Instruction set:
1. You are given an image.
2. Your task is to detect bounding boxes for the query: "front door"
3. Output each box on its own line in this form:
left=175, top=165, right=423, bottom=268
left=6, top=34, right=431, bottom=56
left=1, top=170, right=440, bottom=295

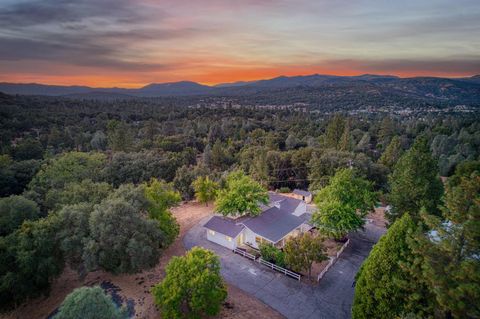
left=237, top=233, right=243, bottom=245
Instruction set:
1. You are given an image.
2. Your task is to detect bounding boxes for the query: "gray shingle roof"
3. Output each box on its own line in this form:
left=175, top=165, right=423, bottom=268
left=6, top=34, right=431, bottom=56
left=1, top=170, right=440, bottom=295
left=293, top=189, right=312, bottom=197
left=242, top=207, right=308, bottom=243
left=204, top=216, right=244, bottom=237
left=242, top=193, right=309, bottom=243
left=204, top=193, right=310, bottom=244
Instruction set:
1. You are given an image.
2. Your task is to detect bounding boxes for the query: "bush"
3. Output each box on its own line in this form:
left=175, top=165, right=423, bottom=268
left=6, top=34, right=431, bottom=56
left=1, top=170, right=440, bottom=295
left=55, top=286, right=125, bottom=319
left=278, top=187, right=291, bottom=193
left=259, top=242, right=285, bottom=268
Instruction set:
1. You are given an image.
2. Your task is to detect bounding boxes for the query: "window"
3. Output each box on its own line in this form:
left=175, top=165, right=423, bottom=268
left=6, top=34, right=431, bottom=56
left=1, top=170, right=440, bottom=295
left=255, top=236, right=262, bottom=244
left=209, top=230, right=215, bottom=236
left=226, top=236, right=232, bottom=242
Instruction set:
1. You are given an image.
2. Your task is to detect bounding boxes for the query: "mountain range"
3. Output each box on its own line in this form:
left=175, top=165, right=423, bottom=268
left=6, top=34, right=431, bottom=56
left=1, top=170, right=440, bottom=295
left=0, top=74, right=479, bottom=102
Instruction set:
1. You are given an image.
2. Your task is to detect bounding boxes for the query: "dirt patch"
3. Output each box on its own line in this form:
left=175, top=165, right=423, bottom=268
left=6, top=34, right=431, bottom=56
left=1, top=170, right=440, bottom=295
left=1, top=202, right=283, bottom=319
left=367, top=206, right=388, bottom=228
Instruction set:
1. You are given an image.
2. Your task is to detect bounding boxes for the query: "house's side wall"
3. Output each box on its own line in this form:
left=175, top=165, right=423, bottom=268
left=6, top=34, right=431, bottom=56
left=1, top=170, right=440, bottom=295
left=305, top=194, right=312, bottom=204
left=243, top=227, right=259, bottom=248
left=206, top=229, right=237, bottom=250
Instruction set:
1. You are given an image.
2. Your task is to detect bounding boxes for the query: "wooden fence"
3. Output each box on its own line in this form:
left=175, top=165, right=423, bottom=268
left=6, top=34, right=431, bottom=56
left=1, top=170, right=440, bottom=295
left=258, top=258, right=301, bottom=281
left=233, top=248, right=256, bottom=261
left=317, top=238, right=350, bottom=282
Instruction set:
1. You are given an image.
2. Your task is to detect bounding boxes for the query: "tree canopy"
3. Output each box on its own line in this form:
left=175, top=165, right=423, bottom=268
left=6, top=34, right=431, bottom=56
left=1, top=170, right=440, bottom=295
left=387, top=137, right=443, bottom=223
left=215, top=170, right=268, bottom=217
left=312, top=168, right=377, bottom=239
left=193, top=176, right=218, bottom=205
left=284, top=233, right=328, bottom=279
left=352, top=214, right=435, bottom=319
left=151, top=247, right=227, bottom=319
left=55, top=286, right=125, bottom=319
left=0, top=195, right=40, bottom=236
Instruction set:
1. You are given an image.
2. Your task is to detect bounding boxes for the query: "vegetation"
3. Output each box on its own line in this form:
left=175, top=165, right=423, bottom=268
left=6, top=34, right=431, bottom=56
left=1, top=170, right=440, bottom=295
left=387, top=137, right=444, bottom=223
left=151, top=247, right=227, bottom=319
left=193, top=176, right=218, bottom=205
left=0, top=195, right=40, bottom=236
left=0, top=91, right=478, bottom=313
left=284, top=233, right=328, bottom=279
left=352, top=214, right=434, bottom=319
left=215, top=170, right=268, bottom=217
left=144, top=179, right=181, bottom=245
left=312, top=169, right=376, bottom=239
left=259, top=242, right=286, bottom=268
left=55, top=286, right=125, bottom=319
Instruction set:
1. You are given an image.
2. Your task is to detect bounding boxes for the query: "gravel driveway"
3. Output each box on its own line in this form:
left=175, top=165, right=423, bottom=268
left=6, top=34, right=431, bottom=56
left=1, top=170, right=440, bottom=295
left=184, top=216, right=385, bottom=319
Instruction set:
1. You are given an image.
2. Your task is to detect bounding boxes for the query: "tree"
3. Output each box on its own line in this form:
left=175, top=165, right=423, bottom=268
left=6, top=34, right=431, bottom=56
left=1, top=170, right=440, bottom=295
left=107, top=120, right=133, bottom=152
left=144, top=179, right=181, bottom=246
left=378, top=136, right=403, bottom=170
left=387, top=137, right=443, bottom=223
left=55, top=286, right=125, bottom=319
left=151, top=247, right=227, bottom=319
left=325, top=115, right=345, bottom=150
left=45, top=179, right=112, bottom=211
left=12, top=137, right=44, bottom=160
left=0, top=215, right=64, bottom=310
left=215, top=170, right=268, bottom=217
left=28, top=152, right=106, bottom=207
left=0, top=195, right=40, bottom=236
left=90, top=130, right=107, bottom=151
left=193, top=176, right=218, bottom=206
left=312, top=168, right=376, bottom=239
left=352, top=214, right=435, bottom=319
left=410, top=170, right=480, bottom=318
left=83, top=197, right=164, bottom=273
left=284, top=233, right=327, bottom=279
left=339, top=119, right=352, bottom=151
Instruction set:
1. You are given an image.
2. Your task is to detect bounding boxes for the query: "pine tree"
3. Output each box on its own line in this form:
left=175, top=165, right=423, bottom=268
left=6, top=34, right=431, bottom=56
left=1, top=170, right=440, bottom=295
left=352, top=214, right=435, bottom=319
left=387, top=137, right=443, bottom=223
left=379, top=136, right=403, bottom=170
left=410, top=171, right=480, bottom=318
left=325, top=115, right=345, bottom=150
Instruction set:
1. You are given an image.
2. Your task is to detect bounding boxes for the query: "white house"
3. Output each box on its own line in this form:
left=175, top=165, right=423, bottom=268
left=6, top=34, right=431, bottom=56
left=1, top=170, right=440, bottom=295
left=204, top=192, right=313, bottom=250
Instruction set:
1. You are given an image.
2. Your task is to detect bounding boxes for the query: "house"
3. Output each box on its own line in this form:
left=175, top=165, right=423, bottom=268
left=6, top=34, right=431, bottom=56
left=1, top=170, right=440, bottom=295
left=292, top=189, right=312, bottom=203
left=204, top=192, right=313, bottom=250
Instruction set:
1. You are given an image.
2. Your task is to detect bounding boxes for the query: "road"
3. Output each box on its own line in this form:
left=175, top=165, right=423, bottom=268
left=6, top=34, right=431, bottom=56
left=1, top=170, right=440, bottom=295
left=184, top=217, right=386, bottom=319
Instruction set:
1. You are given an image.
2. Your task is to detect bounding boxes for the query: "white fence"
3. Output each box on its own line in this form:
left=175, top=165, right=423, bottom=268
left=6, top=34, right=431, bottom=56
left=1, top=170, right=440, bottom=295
left=233, top=248, right=256, bottom=261
left=258, top=258, right=301, bottom=281
left=233, top=248, right=301, bottom=281
left=317, top=239, right=350, bottom=282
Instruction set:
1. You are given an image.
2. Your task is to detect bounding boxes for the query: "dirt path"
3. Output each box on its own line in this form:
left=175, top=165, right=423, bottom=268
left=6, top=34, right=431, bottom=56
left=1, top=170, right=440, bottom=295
left=2, top=202, right=283, bottom=319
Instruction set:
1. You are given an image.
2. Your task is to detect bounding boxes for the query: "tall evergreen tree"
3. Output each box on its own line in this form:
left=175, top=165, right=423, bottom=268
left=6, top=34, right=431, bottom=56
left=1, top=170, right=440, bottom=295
left=325, top=115, right=345, bottom=150
left=387, top=137, right=443, bottom=223
left=379, top=136, right=403, bottom=170
left=352, top=214, right=435, bottom=319
left=410, top=170, right=480, bottom=318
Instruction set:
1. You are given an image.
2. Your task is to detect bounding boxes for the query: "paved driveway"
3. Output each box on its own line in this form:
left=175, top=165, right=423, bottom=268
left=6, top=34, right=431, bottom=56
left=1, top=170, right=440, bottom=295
left=184, top=217, right=385, bottom=319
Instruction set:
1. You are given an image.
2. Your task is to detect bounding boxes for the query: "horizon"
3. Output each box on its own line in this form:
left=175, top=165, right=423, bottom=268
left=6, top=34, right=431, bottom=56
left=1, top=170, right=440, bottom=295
left=1, top=72, right=479, bottom=89
left=0, top=0, right=479, bottom=87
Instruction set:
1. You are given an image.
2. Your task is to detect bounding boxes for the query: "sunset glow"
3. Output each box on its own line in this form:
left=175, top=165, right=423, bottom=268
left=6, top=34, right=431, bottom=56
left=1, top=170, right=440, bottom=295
left=0, top=0, right=479, bottom=86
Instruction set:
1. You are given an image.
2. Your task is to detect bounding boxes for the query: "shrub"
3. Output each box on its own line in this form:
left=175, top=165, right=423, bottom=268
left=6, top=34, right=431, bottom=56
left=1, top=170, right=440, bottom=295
left=259, top=242, right=285, bottom=268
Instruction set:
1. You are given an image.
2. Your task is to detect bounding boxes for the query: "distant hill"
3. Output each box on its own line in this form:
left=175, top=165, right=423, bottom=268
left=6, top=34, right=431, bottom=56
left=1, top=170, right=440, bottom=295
left=0, top=75, right=479, bottom=104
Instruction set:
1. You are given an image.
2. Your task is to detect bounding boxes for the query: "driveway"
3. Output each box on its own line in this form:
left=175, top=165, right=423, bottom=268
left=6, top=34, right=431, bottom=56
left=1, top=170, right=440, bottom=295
left=184, top=216, right=386, bottom=319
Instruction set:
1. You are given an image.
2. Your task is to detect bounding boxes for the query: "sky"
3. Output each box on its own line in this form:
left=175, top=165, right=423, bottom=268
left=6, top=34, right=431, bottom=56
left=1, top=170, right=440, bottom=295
left=0, top=0, right=479, bottom=87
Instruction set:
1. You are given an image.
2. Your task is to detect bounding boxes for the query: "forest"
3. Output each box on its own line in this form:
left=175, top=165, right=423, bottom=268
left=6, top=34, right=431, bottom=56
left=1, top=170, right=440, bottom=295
left=0, top=91, right=479, bottom=318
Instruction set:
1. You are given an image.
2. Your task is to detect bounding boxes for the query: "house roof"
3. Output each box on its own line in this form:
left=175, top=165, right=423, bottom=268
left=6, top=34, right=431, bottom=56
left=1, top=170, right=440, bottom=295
left=204, top=193, right=311, bottom=244
left=204, top=216, right=244, bottom=238
left=293, top=189, right=312, bottom=197
left=242, top=206, right=310, bottom=243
